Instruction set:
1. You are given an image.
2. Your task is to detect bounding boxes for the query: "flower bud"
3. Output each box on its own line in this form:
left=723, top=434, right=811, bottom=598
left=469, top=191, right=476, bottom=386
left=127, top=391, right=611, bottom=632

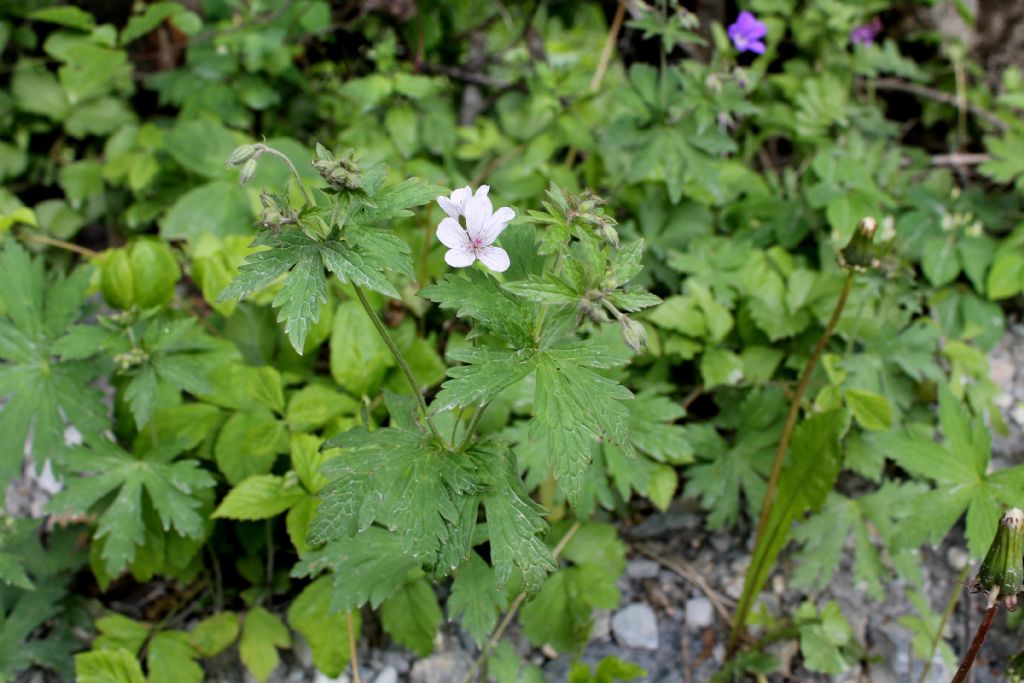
left=238, top=158, right=258, bottom=186
left=839, top=217, right=879, bottom=271
left=100, top=238, right=181, bottom=310
left=974, top=507, right=1024, bottom=609
left=226, top=144, right=256, bottom=167
left=620, top=316, right=648, bottom=353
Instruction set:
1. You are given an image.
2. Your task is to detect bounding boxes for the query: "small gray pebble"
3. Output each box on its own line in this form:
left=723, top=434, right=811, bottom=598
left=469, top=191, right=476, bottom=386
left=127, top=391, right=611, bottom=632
left=626, top=559, right=661, bottom=579
left=611, top=603, right=659, bottom=650
left=685, top=597, right=714, bottom=630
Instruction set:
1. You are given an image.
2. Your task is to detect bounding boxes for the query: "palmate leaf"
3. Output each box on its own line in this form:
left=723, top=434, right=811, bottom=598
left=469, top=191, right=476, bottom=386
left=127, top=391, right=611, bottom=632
left=220, top=228, right=412, bottom=353
left=531, top=345, right=633, bottom=503
left=46, top=439, right=216, bottom=575
left=448, top=552, right=507, bottom=646
left=432, top=346, right=535, bottom=412
left=292, top=526, right=422, bottom=612
left=0, top=242, right=108, bottom=485
left=118, top=316, right=223, bottom=429
left=876, top=386, right=1024, bottom=559
left=421, top=269, right=537, bottom=346
left=475, top=441, right=556, bottom=592
left=312, top=426, right=480, bottom=564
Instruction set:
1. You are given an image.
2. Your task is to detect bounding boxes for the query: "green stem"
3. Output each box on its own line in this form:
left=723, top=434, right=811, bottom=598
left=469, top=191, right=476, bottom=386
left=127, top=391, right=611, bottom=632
left=352, top=284, right=445, bottom=445
left=917, top=564, right=970, bottom=683
left=258, top=145, right=316, bottom=207
left=258, top=143, right=444, bottom=445
left=457, top=402, right=489, bottom=452
left=728, top=270, right=855, bottom=654
left=458, top=521, right=582, bottom=683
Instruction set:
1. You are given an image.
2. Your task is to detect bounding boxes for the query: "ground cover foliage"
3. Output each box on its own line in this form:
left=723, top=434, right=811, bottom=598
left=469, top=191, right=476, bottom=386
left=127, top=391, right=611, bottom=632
left=1, top=0, right=1024, bottom=681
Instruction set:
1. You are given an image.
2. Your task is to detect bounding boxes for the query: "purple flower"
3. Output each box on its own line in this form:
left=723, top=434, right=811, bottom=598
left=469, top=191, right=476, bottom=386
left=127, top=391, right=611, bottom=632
left=727, top=11, right=767, bottom=55
left=850, top=17, right=883, bottom=45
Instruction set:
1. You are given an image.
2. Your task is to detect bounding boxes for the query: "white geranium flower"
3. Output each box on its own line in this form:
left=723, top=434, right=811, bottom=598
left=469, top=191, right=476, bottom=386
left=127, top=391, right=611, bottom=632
left=437, top=185, right=489, bottom=220
left=436, top=192, right=514, bottom=272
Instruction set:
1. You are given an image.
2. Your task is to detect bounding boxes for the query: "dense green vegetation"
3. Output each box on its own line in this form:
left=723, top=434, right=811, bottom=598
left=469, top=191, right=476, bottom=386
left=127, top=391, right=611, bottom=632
left=1, top=1, right=1023, bottom=681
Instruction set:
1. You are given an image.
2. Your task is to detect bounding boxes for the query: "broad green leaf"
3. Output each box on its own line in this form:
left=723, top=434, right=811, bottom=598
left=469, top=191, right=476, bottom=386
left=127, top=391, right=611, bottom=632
left=292, top=527, right=421, bottom=611
left=329, top=300, right=393, bottom=396
left=0, top=243, right=106, bottom=486
left=448, top=552, right=506, bottom=646
left=380, top=578, right=442, bottom=656
left=286, top=384, right=359, bottom=432
left=48, top=439, right=216, bottom=575
left=845, top=389, right=893, bottom=431
left=433, top=347, right=535, bottom=412
left=214, top=410, right=286, bottom=485
left=520, top=564, right=619, bottom=652
left=189, top=612, right=239, bottom=657
left=287, top=576, right=360, bottom=677
left=160, top=181, right=253, bottom=242
left=148, top=631, right=203, bottom=683
left=986, top=249, right=1024, bottom=300
left=75, top=650, right=145, bottom=683
left=312, top=426, right=477, bottom=564
left=531, top=345, right=632, bottom=502
left=212, top=474, right=306, bottom=520
left=239, top=607, right=290, bottom=683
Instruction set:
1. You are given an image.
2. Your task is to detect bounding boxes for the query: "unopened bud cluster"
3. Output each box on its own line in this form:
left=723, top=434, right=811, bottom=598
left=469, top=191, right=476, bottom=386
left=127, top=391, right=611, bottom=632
left=566, top=190, right=619, bottom=248
left=312, top=143, right=361, bottom=193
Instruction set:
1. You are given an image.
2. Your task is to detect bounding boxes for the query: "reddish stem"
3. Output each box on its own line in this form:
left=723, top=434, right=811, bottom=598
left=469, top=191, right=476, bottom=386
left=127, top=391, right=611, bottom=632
left=951, top=603, right=998, bottom=683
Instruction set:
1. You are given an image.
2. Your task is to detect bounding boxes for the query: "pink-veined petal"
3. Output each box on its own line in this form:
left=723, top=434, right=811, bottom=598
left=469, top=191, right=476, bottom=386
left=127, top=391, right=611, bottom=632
left=464, top=194, right=494, bottom=242
left=445, top=246, right=476, bottom=268
left=479, top=206, right=515, bottom=245
left=437, top=218, right=469, bottom=248
left=437, top=196, right=461, bottom=219
left=450, top=186, right=472, bottom=205
left=475, top=246, right=510, bottom=272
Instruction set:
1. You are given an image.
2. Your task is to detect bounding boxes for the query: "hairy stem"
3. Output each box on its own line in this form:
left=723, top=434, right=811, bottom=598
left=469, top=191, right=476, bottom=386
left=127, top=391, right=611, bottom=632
left=917, top=563, right=970, bottom=683
left=951, top=599, right=999, bottom=683
left=352, top=284, right=445, bottom=444
left=458, top=521, right=582, bottom=683
left=728, top=271, right=855, bottom=653
left=259, top=143, right=445, bottom=445
left=258, top=145, right=316, bottom=207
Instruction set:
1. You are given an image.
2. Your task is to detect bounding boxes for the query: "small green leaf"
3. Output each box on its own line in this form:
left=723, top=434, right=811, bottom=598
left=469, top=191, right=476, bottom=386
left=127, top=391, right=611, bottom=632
left=239, top=607, right=290, bottom=683
left=380, top=577, right=442, bottom=657
left=288, top=576, right=360, bottom=677
left=190, top=612, right=239, bottom=657
left=75, top=650, right=145, bottom=683
left=212, top=474, right=306, bottom=520
left=845, top=389, right=893, bottom=431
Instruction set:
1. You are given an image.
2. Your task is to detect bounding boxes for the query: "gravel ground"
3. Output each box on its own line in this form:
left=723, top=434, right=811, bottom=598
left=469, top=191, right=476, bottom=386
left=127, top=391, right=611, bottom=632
left=8, top=322, right=1024, bottom=683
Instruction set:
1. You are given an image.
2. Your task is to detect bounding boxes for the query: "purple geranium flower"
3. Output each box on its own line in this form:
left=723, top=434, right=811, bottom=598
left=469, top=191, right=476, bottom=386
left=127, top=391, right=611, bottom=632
left=727, top=11, right=767, bottom=54
left=850, top=17, right=883, bottom=45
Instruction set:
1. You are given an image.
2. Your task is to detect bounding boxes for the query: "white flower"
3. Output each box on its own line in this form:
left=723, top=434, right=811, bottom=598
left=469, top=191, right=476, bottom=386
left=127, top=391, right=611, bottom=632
left=437, top=185, right=489, bottom=220
left=436, top=191, right=514, bottom=272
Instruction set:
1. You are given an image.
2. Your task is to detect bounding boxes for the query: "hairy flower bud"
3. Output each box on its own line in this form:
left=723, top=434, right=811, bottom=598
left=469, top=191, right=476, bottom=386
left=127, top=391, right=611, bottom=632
left=974, top=507, right=1024, bottom=609
left=238, top=158, right=258, bottom=186
left=620, top=316, right=648, bottom=353
left=226, top=144, right=256, bottom=167
left=839, top=217, right=879, bottom=271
